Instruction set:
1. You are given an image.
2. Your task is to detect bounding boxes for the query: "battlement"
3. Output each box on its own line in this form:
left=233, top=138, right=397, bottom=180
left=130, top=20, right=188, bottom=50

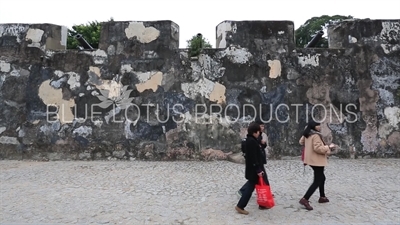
left=327, top=19, right=400, bottom=54
left=0, top=23, right=67, bottom=51
left=98, top=20, right=179, bottom=54
left=215, top=20, right=296, bottom=57
left=1, top=19, right=399, bottom=55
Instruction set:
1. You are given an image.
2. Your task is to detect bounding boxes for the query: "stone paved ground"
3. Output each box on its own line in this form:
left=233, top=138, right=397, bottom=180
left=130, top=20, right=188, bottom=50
left=0, top=159, right=399, bottom=225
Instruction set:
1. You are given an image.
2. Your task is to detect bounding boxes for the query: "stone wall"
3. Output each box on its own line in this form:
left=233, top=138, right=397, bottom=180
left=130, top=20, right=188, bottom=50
left=0, top=19, right=399, bottom=161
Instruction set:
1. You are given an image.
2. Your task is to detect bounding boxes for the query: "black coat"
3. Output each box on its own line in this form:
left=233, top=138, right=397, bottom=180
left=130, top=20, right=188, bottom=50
left=244, top=134, right=265, bottom=183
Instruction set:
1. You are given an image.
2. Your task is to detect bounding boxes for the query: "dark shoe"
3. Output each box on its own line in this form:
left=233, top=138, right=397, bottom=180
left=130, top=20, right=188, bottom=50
left=235, top=206, right=249, bottom=215
left=318, top=197, right=329, bottom=203
left=259, top=206, right=268, bottom=210
left=299, top=198, right=313, bottom=210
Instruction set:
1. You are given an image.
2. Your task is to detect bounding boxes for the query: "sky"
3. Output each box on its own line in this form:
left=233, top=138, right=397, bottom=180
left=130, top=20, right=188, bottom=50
left=1, top=0, right=399, bottom=48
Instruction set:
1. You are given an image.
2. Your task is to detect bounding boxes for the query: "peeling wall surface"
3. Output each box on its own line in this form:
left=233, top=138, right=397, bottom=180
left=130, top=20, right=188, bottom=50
left=0, top=19, right=399, bottom=161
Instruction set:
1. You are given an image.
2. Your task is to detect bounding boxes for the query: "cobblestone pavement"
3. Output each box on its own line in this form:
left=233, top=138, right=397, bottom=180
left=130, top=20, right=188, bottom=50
left=1, top=159, right=399, bottom=225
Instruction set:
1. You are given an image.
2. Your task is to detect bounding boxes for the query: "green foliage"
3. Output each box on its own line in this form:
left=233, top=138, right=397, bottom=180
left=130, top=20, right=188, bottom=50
left=67, top=18, right=114, bottom=49
left=187, top=34, right=212, bottom=57
left=295, top=15, right=354, bottom=48
left=67, top=21, right=101, bottom=49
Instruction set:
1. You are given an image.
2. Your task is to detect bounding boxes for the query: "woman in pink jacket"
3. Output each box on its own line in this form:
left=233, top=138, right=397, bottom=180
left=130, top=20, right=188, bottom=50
left=298, top=120, right=337, bottom=210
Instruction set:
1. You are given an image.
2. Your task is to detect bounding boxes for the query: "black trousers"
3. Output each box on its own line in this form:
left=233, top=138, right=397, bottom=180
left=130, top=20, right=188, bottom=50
left=237, top=179, right=256, bottom=209
left=237, top=173, right=269, bottom=209
left=239, top=172, right=269, bottom=194
left=303, top=166, right=326, bottom=200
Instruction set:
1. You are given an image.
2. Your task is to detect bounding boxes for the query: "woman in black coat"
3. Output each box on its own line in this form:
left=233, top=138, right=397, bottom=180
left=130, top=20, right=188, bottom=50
left=235, top=122, right=265, bottom=215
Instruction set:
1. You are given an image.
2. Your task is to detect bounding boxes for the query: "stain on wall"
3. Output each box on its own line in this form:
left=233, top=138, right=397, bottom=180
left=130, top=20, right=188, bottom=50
left=181, top=78, right=224, bottom=102
left=358, top=79, right=380, bottom=153
left=0, top=61, right=11, bottom=73
left=384, top=107, right=400, bottom=128
left=216, top=21, right=237, bottom=49
left=135, top=71, right=163, bottom=93
left=26, top=28, right=44, bottom=48
left=125, top=22, right=160, bottom=43
left=298, top=53, right=320, bottom=67
left=380, top=21, right=400, bottom=54
left=87, top=66, right=123, bottom=99
left=267, top=60, right=282, bottom=78
left=38, top=80, right=75, bottom=124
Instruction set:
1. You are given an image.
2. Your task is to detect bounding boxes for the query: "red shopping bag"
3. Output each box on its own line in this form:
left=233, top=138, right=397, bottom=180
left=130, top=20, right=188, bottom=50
left=301, top=146, right=307, bottom=165
left=255, top=175, right=275, bottom=208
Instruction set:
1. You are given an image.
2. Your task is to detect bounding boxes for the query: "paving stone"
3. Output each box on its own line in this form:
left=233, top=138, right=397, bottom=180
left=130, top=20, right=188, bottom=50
left=0, top=159, right=399, bottom=224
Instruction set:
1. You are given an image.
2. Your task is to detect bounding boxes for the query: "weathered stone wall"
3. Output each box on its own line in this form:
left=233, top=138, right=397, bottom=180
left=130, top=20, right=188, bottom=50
left=0, top=19, right=399, bottom=161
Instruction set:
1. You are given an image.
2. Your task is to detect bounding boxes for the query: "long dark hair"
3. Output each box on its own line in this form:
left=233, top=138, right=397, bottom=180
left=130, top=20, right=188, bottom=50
left=302, top=120, right=321, bottom=138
